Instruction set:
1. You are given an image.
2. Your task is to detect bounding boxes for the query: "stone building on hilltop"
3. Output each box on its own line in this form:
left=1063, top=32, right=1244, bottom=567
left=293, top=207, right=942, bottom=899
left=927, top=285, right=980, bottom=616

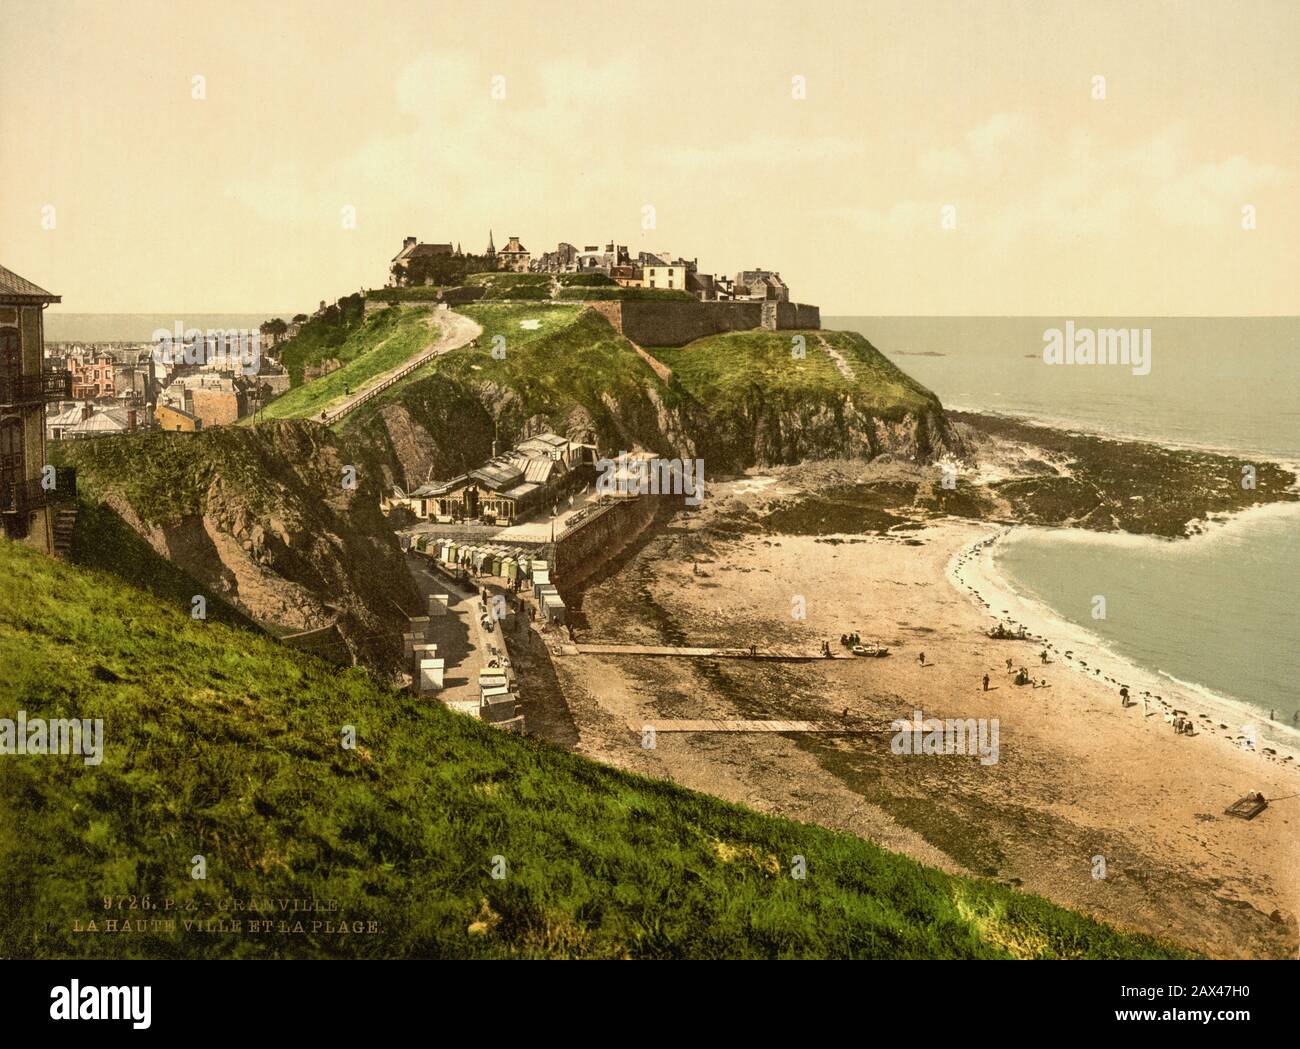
left=497, top=236, right=530, bottom=273
left=735, top=269, right=789, bottom=302
left=390, top=236, right=455, bottom=286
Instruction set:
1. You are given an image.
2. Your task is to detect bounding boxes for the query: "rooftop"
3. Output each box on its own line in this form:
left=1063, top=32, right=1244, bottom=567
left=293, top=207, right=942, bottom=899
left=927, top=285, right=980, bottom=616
left=0, top=263, right=60, bottom=304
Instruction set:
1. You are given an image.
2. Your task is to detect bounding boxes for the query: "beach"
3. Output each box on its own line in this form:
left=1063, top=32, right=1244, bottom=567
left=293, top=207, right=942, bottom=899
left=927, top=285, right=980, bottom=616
left=527, top=460, right=1300, bottom=958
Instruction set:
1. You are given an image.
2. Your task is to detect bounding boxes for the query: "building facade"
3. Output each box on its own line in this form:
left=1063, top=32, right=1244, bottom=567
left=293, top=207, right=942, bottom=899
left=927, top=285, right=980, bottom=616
left=497, top=236, right=530, bottom=273
left=0, top=264, right=75, bottom=553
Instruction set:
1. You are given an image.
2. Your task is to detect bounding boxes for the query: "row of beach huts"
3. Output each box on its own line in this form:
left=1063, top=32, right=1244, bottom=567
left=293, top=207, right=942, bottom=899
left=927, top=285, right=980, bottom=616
left=402, top=590, right=525, bottom=732
left=408, top=534, right=567, bottom=624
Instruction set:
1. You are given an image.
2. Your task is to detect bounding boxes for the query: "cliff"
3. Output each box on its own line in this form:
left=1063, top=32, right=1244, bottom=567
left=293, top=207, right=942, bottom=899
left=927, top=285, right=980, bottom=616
left=56, top=421, right=418, bottom=674
left=340, top=305, right=958, bottom=487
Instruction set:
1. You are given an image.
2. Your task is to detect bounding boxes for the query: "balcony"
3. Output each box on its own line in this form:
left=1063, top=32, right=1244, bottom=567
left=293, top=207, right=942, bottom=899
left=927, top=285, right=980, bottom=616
left=0, top=468, right=76, bottom=515
left=0, top=370, right=73, bottom=407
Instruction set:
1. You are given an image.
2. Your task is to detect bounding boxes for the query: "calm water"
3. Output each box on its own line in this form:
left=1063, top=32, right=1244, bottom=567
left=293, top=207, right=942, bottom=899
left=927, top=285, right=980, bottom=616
left=45, top=313, right=295, bottom=343
left=831, top=317, right=1300, bottom=721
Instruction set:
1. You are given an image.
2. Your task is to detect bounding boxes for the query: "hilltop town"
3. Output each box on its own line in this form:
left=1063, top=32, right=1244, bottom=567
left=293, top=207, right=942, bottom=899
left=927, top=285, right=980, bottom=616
left=389, top=230, right=797, bottom=304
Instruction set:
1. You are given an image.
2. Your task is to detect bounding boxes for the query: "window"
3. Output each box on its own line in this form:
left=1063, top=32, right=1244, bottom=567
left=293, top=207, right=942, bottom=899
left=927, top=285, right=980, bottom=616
left=0, top=327, right=19, bottom=378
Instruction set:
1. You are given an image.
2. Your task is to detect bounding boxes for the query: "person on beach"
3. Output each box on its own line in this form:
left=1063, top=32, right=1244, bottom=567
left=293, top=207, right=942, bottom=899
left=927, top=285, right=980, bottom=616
left=918, top=651, right=925, bottom=666
left=750, top=644, right=757, bottom=658
left=982, top=674, right=990, bottom=692
left=1006, top=658, right=1013, bottom=672
left=1040, top=650, right=1048, bottom=665
left=1120, top=686, right=1129, bottom=707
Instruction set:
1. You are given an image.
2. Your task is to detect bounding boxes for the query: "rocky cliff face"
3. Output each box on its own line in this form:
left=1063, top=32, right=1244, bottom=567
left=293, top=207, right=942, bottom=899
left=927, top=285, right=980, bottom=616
left=344, top=355, right=958, bottom=486
left=63, top=422, right=418, bottom=675
left=339, top=310, right=960, bottom=486
left=684, top=397, right=958, bottom=471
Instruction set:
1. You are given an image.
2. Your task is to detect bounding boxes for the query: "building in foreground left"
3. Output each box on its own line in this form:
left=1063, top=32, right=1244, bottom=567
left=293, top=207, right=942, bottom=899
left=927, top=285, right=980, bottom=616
left=0, top=264, right=75, bottom=554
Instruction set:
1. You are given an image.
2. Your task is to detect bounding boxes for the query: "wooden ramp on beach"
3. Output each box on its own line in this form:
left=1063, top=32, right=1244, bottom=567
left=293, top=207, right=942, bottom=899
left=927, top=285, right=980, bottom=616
left=638, top=719, right=885, bottom=734
left=570, top=643, right=848, bottom=661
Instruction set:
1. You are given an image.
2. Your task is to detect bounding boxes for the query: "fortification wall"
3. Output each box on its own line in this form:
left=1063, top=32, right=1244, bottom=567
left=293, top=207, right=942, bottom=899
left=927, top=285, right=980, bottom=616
left=552, top=496, right=661, bottom=600
left=591, top=299, right=821, bottom=347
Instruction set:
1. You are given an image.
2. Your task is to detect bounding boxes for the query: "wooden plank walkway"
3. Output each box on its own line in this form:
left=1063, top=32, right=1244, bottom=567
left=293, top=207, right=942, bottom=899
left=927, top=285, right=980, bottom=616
left=571, top=643, right=847, bottom=661
left=320, top=310, right=482, bottom=425
left=638, top=719, right=885, bottom=733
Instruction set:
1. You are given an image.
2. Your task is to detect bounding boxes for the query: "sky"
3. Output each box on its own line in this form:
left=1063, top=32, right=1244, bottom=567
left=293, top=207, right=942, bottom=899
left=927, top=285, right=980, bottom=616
left=2, top=0, right=1297, bottom=316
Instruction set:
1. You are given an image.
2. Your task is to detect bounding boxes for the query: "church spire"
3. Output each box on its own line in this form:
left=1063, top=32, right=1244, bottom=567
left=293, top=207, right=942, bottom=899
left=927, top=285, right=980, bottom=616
left=485, top=229, right=496, bottom=256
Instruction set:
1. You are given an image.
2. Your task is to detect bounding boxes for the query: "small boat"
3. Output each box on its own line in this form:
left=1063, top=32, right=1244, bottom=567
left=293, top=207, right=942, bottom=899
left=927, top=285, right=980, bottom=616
left=852, top=643, right=889, bottom=658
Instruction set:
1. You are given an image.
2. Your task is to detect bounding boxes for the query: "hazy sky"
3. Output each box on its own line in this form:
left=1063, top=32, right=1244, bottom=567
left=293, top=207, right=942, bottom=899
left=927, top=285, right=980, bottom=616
left=2, top=0, right=1296, bottom=315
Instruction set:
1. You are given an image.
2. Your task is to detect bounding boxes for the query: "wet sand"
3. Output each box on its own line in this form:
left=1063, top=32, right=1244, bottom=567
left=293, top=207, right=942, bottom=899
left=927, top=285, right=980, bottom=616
left=532, top=467, right=1300, bottom=958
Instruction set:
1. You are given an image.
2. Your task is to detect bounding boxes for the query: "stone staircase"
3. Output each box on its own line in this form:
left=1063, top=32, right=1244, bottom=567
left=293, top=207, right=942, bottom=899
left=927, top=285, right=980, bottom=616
left=52, top=506, right=77, bottom=559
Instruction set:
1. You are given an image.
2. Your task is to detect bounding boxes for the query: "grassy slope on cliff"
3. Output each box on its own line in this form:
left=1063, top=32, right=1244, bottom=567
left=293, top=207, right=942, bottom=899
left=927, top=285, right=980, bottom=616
left=0, top=540, right=1189, bottom=960
left=275, top=293, right=367, bottom=385
left=341, top=305, right=686, bottom=473
left=261, top=307, right=439, bottom=421
left=52, top=422, right=417, bottom=668
left=656, top=329, right=941, bottom=420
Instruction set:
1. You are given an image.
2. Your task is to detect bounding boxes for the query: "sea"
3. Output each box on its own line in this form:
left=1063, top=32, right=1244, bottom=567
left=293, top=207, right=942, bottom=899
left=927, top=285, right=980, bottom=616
left=829, top=317, right=1300, bottom=732
left=44, top=313, right=294, bottom=344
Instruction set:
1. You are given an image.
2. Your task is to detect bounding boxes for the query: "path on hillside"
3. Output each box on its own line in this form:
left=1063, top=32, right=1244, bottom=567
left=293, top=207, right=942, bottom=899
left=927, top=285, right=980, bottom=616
left=320, top=309, right=483, bottom=425
left=815, top=333, right=856, bottom=381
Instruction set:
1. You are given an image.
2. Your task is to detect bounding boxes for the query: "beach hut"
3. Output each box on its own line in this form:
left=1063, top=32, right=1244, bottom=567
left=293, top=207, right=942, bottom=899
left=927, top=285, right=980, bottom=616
left=480, top=691, right=518, bottom=723
left=418, top=657, right=445, bottom=693
left=491, top=555, right=503, bottom=577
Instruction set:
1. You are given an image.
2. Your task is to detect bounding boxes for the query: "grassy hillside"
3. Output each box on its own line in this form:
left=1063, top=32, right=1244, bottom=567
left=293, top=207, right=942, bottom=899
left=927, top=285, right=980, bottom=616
left=341, top=304, right=687, bottom=463
left=275, top=293, right=367, bottom=385
left=51, top=422, right=417, bottom=671
left=0, top=539, right=1189, bottom=959
left=261, top=307, right=438, bottom=421
left=655, top=329, right=941, bottom=421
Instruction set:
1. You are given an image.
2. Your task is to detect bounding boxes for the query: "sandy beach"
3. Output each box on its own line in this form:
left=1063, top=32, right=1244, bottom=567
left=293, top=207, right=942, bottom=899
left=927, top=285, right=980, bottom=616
left=525, top=464, right=1300, bottom=958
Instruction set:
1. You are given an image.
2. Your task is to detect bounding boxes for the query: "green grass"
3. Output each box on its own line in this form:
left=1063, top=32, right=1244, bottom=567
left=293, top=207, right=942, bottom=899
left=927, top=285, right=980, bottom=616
left=64, top=498, right=261, bottom=631
left=556, top=273, right=617, bottom=287
left=656, top=329, right=941, bottom=420
left=554, top=286, right=696, bottom=301
left=0, top=538, right=1191, bottom=959
left=275, top=294, right=367, bottom=386
left=364, top=286, right=447, bottom=303
left=258, top=309, right=439, bottom=421
left=343, top=304, right=683, bottom=454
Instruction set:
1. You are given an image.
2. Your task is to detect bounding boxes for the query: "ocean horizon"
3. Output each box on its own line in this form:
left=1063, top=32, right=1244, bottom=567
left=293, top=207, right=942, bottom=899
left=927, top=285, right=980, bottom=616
left=44, top=312, right=302, bottom=343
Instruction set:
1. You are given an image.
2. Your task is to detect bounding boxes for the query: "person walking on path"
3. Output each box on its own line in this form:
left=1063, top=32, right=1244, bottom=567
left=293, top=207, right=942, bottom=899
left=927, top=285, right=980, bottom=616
left=982, top=674, right=990, bottom=692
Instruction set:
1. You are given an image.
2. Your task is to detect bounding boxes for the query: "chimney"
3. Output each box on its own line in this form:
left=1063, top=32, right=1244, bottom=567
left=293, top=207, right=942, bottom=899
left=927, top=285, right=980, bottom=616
left=404, top=236, right=417, bottom=250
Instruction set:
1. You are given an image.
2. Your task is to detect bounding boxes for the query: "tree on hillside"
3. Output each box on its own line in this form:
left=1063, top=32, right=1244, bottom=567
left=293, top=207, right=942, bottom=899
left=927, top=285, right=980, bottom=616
left=259, top=318, right=289, bottom=343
